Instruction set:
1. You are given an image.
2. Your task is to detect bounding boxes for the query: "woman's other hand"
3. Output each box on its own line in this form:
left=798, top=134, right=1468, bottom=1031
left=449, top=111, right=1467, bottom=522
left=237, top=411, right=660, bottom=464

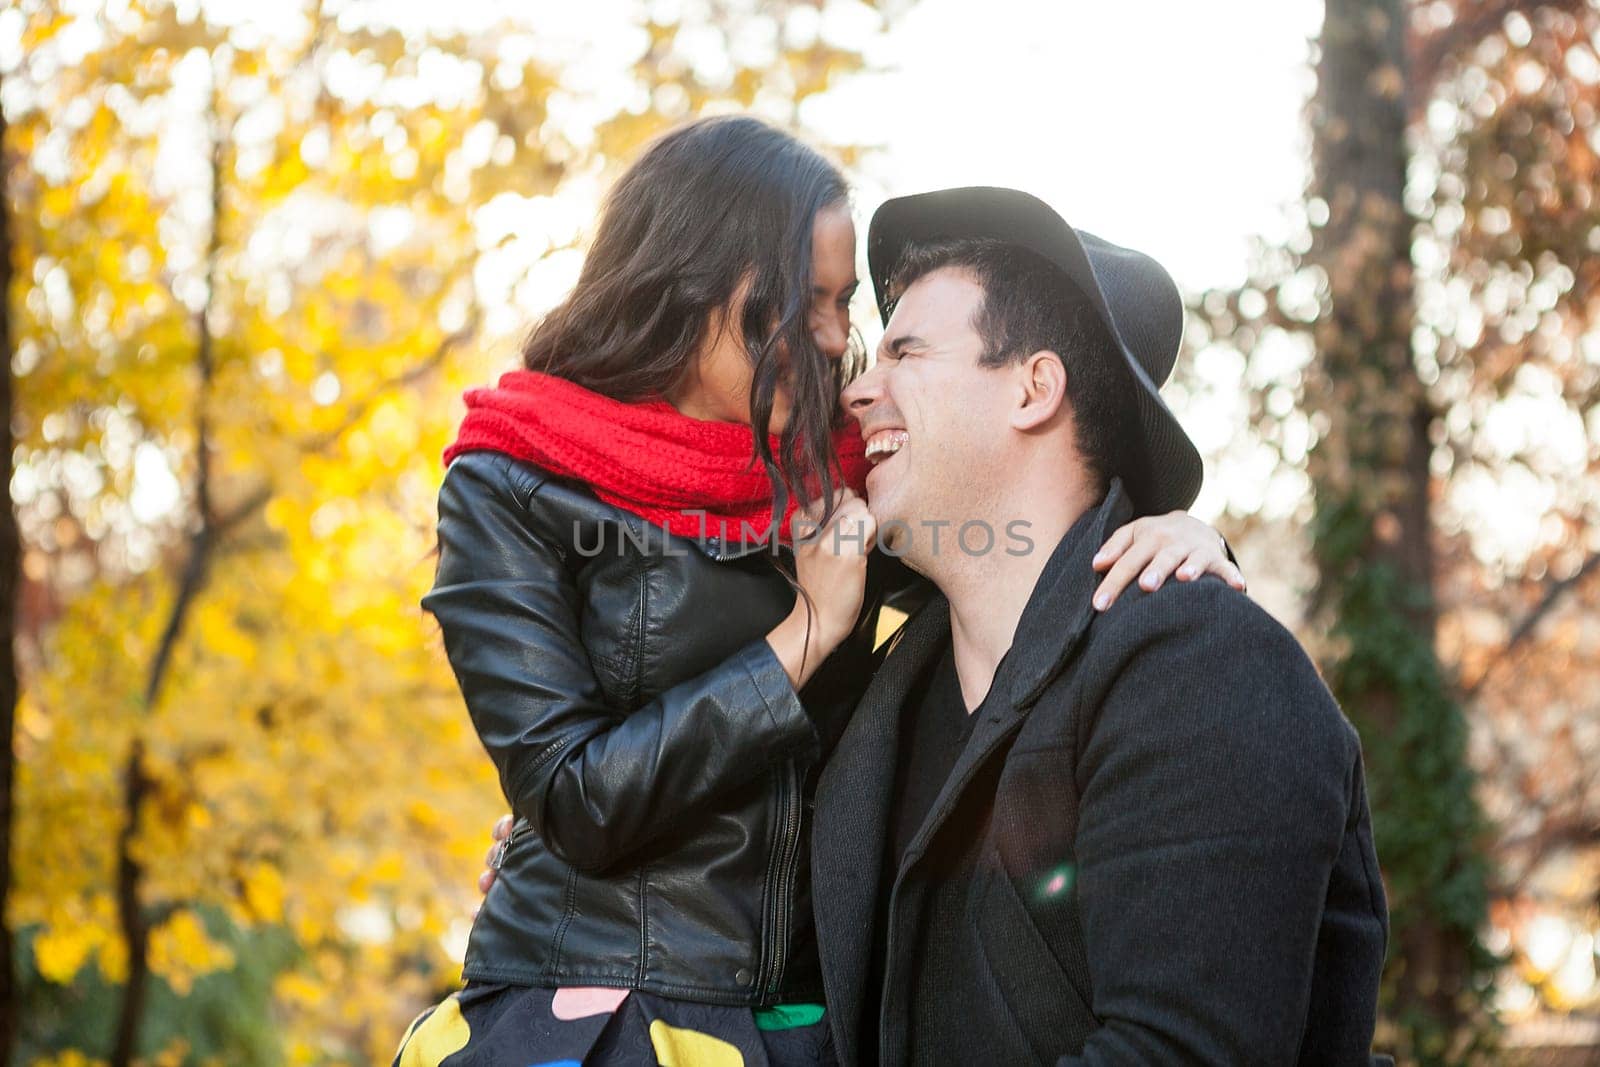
left=1089, top=511, right=1245, bottom=611
left=767, top=489, right=876, bottom=689
left=477, top=813, right=514, bottom=898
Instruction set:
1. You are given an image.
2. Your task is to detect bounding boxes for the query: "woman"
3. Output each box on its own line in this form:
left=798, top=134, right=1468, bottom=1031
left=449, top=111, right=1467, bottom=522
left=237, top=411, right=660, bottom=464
left=397, top=115, right=1241, bottom=1066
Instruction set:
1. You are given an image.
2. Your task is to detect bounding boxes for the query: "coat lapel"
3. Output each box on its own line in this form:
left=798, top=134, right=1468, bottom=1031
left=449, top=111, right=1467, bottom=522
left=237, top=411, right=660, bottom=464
left=896, top=484, right=1132, bottom=877
left=811, top=596, right=950, bottom=1061
left=814, top=482, right=1135, bottom=1059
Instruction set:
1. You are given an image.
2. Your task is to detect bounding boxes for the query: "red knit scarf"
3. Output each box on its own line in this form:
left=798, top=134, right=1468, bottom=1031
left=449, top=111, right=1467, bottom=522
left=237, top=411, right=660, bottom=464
left=444, top=370, right=870, bottom=544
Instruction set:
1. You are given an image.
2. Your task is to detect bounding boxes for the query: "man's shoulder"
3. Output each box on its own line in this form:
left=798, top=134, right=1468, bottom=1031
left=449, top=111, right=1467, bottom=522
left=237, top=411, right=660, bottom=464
left=1097, top=569, right=1278, bottom=632
left=1091, top=574, right=1313, bottom=676
left=1075, top=576, right=1358, bottom=760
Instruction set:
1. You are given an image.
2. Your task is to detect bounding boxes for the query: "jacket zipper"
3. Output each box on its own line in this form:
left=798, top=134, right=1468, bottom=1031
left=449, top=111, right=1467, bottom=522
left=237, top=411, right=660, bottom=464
left=489, top=821, right=534, bottom=871
left=761, top=759, right=803, bottom=996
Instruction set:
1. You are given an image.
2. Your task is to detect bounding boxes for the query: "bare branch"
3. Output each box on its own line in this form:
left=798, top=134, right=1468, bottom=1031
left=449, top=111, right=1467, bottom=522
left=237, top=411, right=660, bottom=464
left=116, top=61, right=227, bottom=1067
left=140, top=104, right=228, bottom=713
left=302, top=312, right=480, bottom=454
left=1464, top=550, right=1600, bottom=699
left=213, top=483, right=276, bottom=538
left=1494, top=813, right=1600, bottom=897
left=205, top=314, right=480, bottom=540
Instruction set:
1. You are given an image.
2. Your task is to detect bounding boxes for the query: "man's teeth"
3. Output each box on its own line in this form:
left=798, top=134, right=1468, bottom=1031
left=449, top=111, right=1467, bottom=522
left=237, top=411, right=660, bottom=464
left=864, top=430, right=909, bottom=461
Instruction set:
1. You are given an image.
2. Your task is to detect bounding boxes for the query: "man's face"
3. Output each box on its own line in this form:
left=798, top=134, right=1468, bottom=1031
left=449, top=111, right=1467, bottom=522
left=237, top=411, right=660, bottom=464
left=840, top=267, right=1017, bottom=554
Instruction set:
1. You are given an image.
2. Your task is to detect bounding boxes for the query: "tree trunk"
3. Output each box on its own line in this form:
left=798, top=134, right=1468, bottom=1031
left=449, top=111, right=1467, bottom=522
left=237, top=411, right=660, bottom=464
left=0, top=75, right=22, bottom=1067
left=111, top=76, right=225, bottom=1067
left=1306, top=0, right=1495, bottom=1062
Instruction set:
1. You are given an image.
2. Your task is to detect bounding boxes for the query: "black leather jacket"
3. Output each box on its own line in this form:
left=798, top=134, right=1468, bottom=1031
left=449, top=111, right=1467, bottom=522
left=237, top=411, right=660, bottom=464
left=423, top=451, right=921, bottom=1006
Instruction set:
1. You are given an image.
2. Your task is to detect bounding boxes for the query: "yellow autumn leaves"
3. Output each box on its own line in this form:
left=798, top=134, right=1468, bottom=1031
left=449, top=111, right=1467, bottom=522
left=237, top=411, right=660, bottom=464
left=8, top=0, right=886, bottom=1061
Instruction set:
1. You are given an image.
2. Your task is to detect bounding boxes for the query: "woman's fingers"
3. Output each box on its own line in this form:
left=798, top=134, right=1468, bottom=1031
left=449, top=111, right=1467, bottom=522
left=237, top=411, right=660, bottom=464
left=478, top=813, right=514, bottom=896
left=1218, top=559, right=1247, bottom=590
left=1094, top=511, right=1247, bottom=610
left=789, top=506, right=817, bottom=545
left=833, top=497, right=876, bottom=556
left=1091, top=522, right=1136, bottom=573
left=1138, top=545, right=1189, bottom=591
left=794, top=495, right=875, bottom=554
left=1093, top=553, right=1144, bottom=610
left=1172, top=543, right=1245, bottom=591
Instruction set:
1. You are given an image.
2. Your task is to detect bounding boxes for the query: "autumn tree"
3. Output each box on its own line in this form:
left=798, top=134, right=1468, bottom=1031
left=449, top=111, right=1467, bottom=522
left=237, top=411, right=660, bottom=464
left=1299, top=2, right=1499, bottom=1059
left=1185, top=0, right=1600, bottom=1060
left=1, top=65, right=20, bottom=1067
left=3, top=0, right=894, bottom=1061
left=1421, top=0, right=1600, bottom=1034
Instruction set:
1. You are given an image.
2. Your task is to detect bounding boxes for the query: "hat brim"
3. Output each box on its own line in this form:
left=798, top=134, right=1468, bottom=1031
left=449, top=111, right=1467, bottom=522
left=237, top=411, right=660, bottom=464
left=866, top=186, right=1203, bottom=516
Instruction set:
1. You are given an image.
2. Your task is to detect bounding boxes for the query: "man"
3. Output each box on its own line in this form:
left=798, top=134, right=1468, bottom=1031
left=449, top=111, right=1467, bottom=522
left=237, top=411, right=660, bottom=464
left=810, top=187, right=1388, bottom=1065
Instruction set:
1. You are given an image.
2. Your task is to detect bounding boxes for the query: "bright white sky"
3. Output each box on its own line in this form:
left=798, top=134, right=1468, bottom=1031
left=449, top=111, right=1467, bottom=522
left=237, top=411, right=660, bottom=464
left=283, top=0, right=1326, bottom=295
left=93, top=0, right=1331, bottom=540
left=816, top=0, right=1327, bottom=531
left=813, top=0, right=1323, bottom=295
left=366, top=0, right=1330, bottom=525
left=154, top=0, right=1328, bottom=318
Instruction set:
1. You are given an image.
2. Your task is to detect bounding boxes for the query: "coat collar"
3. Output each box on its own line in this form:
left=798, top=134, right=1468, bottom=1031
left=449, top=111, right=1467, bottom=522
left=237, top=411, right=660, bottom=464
left=811, top=481, right=1134, bottom=1057
left=811, top=596, right=950, bottom=1061
left=1007, top=479, right=1134, bottom=710
left=892, top=482, right=1132, bottom=872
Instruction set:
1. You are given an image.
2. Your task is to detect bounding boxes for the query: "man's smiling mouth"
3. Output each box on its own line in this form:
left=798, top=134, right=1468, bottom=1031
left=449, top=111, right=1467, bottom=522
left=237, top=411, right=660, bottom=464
left=864, top=429, right=909, bottom=464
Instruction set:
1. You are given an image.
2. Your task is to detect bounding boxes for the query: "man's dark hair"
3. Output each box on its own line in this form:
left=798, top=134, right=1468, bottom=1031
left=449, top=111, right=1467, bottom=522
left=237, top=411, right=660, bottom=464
left=888, top=238, right=1140, bottom=496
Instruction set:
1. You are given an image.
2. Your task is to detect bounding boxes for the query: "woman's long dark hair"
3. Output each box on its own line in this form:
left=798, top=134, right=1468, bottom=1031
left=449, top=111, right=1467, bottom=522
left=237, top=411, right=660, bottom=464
left=522, top=115, right=859, bottom=527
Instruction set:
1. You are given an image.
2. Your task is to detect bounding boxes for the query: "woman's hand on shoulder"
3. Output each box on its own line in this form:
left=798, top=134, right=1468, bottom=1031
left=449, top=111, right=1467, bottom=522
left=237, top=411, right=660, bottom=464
left=1090, top=511, right=1245, bottom=611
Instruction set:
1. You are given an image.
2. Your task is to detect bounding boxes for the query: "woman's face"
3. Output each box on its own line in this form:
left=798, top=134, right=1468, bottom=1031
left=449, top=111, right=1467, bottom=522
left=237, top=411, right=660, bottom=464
left=669, top=202, right=858, bottom=433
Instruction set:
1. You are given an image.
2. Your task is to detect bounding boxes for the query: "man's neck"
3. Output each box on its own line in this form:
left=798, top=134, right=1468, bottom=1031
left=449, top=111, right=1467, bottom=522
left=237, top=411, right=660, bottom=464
left=929, top=478, right=1098, bottom=713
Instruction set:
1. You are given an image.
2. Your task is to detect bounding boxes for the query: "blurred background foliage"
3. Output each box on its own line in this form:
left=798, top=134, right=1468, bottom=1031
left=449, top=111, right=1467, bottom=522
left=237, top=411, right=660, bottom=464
left=0, top=0, right=894, bottom=1061
left=1181, top=0, right=1600, bottom=1061
left=0, top=0, right=1597, bottom=1064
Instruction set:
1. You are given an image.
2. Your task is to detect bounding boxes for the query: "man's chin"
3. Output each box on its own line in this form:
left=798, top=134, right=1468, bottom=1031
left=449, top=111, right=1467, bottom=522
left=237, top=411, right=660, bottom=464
left=865, top=495, right=910, bottom=547
left=866, top=460, right=908, bottom=510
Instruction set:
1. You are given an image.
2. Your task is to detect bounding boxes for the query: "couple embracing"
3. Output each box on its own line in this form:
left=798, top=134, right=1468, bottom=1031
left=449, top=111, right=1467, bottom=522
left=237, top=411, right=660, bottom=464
left=397, top=116, right=1388, bottom=1067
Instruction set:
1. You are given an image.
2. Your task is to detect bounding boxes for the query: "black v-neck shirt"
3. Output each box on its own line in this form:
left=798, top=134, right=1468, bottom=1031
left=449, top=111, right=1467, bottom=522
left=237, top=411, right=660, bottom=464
left=888, top=645, right=978, bottom=860
left=860, top=643, right=983, bottom=1056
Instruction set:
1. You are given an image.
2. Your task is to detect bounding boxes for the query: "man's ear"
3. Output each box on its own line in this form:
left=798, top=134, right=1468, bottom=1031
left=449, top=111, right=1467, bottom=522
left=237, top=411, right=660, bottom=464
left=1012, top=350, right=1067, bottom=431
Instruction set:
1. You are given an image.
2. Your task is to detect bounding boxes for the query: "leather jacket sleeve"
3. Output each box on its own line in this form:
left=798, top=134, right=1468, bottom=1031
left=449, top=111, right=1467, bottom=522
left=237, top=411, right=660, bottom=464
left=423, top=453, right=820, bottom=874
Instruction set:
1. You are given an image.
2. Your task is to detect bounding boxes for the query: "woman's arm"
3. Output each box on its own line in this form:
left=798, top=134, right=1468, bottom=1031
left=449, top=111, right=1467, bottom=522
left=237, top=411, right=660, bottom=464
left=427, top=453, right=824, bottom=874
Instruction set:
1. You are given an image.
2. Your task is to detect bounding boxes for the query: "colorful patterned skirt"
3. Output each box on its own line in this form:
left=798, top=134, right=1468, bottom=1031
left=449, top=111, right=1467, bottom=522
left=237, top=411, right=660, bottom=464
left=393, top=982, right=835, bottom=1067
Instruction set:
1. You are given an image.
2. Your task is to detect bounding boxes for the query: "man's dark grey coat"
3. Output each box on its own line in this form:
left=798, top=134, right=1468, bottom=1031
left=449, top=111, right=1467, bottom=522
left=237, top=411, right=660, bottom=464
left=812, top=484, right=1389, bottom=1065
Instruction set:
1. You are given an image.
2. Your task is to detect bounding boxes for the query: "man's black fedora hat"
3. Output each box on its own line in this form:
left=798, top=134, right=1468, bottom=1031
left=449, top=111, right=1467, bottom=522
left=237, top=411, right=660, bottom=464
left=866, top=186, right=1203, bottom=517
